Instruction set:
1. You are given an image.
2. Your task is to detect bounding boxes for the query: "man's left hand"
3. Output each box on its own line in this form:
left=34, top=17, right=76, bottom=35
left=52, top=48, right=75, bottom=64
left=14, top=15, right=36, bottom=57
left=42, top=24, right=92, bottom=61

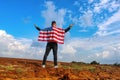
left=69, top=24, right=74, bottom=28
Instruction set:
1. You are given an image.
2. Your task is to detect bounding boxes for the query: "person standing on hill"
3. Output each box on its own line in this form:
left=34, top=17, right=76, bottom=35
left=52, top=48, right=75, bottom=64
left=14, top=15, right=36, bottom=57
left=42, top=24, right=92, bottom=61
left=34, top=21, right=73, bottom=68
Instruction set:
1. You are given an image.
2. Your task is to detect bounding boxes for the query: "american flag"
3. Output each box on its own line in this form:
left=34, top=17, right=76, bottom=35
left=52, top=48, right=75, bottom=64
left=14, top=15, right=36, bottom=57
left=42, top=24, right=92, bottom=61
left=38, top=27, right=65, bottom=44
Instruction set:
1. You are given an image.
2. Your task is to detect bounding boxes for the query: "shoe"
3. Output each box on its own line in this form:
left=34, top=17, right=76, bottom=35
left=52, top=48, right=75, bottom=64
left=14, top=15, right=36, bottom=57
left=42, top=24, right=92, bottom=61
left=54, top=65, right=58, bottom=68
left=42, top=65, right=45, bottom=68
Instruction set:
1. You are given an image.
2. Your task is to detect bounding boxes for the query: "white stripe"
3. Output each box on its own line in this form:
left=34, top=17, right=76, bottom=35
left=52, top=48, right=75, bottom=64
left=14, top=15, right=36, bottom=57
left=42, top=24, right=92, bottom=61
left=40, top=31, right=53, bottom=33
left=38, top=38, right=53, bottom=40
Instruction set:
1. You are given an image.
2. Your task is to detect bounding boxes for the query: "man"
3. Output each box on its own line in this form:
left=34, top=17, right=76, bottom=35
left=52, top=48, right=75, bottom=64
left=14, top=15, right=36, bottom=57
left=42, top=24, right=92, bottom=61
left=34, top=21, right=73, bottom=68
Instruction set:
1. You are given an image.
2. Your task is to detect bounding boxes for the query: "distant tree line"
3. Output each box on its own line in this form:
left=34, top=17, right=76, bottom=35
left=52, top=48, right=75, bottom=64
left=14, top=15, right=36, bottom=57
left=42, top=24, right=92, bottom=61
left=71, top=60, right=100, bottom=65
left=71, top=60, right=120, bottom=66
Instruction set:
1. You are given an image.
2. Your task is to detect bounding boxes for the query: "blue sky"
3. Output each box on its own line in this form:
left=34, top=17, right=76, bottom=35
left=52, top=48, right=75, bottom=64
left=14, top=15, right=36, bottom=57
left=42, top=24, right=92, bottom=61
left=0, top=0, right=120, bottom=64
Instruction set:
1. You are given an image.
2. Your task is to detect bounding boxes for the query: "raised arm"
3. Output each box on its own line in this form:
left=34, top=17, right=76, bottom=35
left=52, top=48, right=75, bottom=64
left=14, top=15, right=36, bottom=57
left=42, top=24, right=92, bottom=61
left=34, top=24, right=41, bottom=31
left=64, top=24, right=73, bottom=33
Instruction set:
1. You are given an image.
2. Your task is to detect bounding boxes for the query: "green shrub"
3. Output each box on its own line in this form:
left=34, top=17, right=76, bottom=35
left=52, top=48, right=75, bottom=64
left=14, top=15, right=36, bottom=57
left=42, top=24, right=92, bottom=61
left=16, top=68, right=23, bottom=73
left=5, top=65, right=14, bottom=71
left=90, top=61, right=99, bottom=65
left=113, top=62, right=120, bottom=66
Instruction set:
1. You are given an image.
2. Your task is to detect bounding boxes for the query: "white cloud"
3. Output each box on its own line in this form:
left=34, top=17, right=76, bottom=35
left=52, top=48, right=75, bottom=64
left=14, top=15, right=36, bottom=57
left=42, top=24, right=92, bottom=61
left=73, top=1, right=80, bottom=6
left=96, top=51, right=110, bottom=58
left=95, top=10, right=120, bottom=36
left=69, top=10, right=93, bottom=29
left=0, top=30, right=22, bottom=55
left=60, top=44, right=76, bottom=54
left=108, top=1, right=120, bottom=12
left=94, top=6, right=101, bottom=13
left=88, top=0, right=94, bottom=3
left=93, top=0, right=120, bottom=13
left=100, top=0, right=109, bottom=5
left=94, top=0, right=109, bottom=13
left=42, top=1, right=66, bottom=27
left=0, top=30, right=44, bottom=59
left=79, top=11, right=93, bottom=27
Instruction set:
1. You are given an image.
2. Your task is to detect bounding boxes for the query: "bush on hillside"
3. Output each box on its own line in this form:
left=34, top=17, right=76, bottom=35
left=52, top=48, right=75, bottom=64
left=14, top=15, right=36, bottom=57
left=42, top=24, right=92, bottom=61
left=113, top=62, right=120, bottom=66
left=90, top=61, right=100, bottom=65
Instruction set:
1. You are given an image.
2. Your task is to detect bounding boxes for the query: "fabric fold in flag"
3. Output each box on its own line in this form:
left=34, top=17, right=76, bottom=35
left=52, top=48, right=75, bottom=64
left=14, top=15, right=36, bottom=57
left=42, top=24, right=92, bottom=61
left=38, top=27, right=65, bottom=44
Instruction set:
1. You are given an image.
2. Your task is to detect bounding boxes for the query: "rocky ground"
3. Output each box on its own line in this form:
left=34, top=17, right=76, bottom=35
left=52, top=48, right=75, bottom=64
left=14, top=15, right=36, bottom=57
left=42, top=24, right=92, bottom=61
left=0, top=57, right=120, bottom=80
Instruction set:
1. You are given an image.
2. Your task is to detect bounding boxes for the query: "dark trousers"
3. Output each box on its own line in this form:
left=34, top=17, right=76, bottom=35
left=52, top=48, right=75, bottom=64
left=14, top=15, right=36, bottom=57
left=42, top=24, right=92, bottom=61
left=42, top=42, right=58, bottom=66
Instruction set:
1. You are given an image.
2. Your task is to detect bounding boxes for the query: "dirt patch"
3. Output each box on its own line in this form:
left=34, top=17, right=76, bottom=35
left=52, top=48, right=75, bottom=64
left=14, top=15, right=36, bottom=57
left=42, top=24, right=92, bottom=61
left=0, top=57, right=120, bottom=80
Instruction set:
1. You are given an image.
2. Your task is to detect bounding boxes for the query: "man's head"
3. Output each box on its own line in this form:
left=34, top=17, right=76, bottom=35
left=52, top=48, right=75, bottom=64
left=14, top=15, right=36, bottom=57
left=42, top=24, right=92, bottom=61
left=51, top=21, right=56, bottom=27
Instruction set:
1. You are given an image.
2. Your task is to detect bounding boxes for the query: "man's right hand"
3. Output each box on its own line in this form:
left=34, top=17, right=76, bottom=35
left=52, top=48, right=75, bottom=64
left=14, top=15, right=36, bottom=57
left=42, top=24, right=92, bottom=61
left=34, top=24, right=41, bottom=31
left=34, top=24, right=38, bottom=27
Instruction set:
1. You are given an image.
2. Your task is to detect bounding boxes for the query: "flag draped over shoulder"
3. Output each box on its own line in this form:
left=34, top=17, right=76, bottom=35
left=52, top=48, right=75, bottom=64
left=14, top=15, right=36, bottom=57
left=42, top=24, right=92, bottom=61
left=38, top=27, right=65, bottom=44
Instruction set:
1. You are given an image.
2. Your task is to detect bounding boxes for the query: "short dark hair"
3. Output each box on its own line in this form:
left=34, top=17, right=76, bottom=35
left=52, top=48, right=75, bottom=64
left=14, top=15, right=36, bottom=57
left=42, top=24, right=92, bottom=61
left=51, top=21, right=56, bottom=25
